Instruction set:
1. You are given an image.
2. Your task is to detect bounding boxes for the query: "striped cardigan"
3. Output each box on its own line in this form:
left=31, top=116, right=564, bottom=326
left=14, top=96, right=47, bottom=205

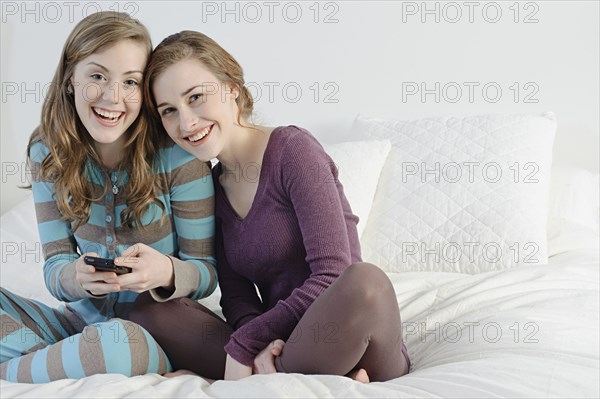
left=29, top=140, right=216, bottom=325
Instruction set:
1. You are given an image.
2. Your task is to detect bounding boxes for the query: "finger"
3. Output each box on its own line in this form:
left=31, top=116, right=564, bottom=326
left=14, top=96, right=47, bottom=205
left=271, top=348, right=281, bottom=356
left=115, top=271, right=140, bottom=288
left=83, top=271, right=118, bottom=285
left=83, top=282, right=120, bottom=294
left=254, top=355, right=267, bottom=375
left=258, top=352, right=277, bottom=374
left=116, top=274, right=149, bottom=293
left=77, top=253, right=99, bottom=273
left=271, top=339, right=285, bottom=356
left=121, top=243, right=143, bottom=258
left=115, top=280, right=136, bottom=292
left=97, top=271, right=119, bottom=284
left=114, top=257, right=140, bottom=269
left=116, top=249, right=143, bottom=268
left=113, top=259, right=132, bottom=270
left=76, top=261, right=96, bottom=274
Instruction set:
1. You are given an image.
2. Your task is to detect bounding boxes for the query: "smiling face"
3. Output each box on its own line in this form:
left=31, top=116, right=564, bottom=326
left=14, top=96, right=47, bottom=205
left=152, top=58, right=240, bottom=161
left=70, top=39, right=147, bottom=149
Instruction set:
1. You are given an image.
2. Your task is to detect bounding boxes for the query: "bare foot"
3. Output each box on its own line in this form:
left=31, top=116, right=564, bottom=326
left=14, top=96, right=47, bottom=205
left=163, top=369, right=199, bottom=378
left=348, top=368, right=370, bottom=383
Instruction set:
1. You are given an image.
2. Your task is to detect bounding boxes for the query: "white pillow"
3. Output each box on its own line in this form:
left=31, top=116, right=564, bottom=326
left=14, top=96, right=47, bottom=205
left=0, top=193, right=61, bottom=306
left=322, top=139, right=391, bottom=238
left=352, top=112, right=557, bottom=274
left=547, top=165, right=600, bottom=256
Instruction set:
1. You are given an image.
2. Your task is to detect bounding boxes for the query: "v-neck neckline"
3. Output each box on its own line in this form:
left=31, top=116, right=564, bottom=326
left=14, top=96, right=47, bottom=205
left=216, top=126, right=281, bottom=223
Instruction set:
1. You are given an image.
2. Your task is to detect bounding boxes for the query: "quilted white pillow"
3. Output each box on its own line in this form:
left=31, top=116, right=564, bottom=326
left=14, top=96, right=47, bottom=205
left=353, top=112, right=557, bottom=273
left=322, top=139, right=391, bottom=238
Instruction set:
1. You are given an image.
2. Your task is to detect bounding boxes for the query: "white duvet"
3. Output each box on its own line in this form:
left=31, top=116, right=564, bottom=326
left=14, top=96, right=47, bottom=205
left=1, top=248, right=598, bottom=398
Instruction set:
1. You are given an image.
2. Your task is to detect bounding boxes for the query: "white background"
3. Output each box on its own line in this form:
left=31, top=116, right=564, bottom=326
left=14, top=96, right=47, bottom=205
left=1, top=0, right=599, bottom=215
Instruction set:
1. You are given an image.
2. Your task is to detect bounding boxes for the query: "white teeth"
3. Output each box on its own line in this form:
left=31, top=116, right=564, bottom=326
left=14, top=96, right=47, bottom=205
left=93, top=107, right=122, bottom=120
left=187, top=125, right=212, bottom=142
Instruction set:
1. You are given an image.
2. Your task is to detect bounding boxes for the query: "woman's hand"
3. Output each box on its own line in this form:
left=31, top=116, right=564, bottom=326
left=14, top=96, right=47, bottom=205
left=224, top=354, right=253, bottom=381
left=75, top=252, right=120, bottom=295
left=253, top=339, right=285, bottom=374
left=114, top=243, right=174, bottom=293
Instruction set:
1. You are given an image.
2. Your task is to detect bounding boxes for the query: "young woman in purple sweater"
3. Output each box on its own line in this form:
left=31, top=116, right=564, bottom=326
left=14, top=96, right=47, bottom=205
left=130, top=31, right=410, bottom=383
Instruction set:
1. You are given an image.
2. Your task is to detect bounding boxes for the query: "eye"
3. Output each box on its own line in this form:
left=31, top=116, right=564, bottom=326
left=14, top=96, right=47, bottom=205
left=189, top=93, right=204, bottom=103
left=124, top=79, right=138, bottom=87
left=90, top=73, right=105, bottom=81
left=160, top=107, right=175, bottom=117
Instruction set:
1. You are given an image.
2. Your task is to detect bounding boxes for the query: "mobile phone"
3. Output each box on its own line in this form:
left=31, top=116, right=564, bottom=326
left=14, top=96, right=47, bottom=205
left=83, top=256, right=132, bottom=274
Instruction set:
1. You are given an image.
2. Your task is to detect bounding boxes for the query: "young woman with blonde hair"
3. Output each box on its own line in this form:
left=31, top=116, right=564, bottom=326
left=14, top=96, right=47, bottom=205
left=0, top=14, right=217, bottom=383
left=131, top=30, right=410, bottom=383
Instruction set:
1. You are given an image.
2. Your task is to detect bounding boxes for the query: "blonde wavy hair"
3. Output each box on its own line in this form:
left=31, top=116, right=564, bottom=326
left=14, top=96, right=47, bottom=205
left=143, top=30, right=255, bottom=129
left=26, top=12, right=169, bottom=231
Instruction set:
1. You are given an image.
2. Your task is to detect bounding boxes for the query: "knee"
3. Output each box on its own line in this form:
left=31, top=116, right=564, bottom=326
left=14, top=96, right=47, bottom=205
left=342, top=262, right=394, bottom=307
left=90, top=318, right=167, bottom=375
left=87, top=318, right=145, bottom=345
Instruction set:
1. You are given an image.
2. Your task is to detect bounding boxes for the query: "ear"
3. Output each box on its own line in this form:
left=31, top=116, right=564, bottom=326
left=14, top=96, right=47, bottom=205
left=67, top=77, right=74, bottom=95
left=228, top=84, right=240, bottom=100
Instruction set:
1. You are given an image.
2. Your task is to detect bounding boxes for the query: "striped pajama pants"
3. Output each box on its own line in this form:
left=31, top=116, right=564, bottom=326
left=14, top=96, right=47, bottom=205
left=0, top=288, right=172, bottom=383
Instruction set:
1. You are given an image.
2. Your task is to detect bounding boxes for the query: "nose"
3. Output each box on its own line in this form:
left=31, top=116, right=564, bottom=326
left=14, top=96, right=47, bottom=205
left=179, top=107, right=200, bottom=133
left=101, top=81, right=121, bottom=104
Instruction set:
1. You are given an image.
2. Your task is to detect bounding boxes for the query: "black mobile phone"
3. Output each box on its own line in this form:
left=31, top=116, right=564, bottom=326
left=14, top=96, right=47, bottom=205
left=83, top=256, right=132, bottom=275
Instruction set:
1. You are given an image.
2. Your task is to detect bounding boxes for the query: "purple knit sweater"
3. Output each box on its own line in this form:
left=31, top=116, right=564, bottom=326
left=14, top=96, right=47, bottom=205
left=213, top=125, right=362, bottom=366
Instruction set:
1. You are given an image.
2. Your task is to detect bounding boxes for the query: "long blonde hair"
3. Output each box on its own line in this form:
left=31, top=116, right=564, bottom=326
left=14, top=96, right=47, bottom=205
left=26, top=12, right=168, bottom=231
left=143, top=30, right=255, bottom=128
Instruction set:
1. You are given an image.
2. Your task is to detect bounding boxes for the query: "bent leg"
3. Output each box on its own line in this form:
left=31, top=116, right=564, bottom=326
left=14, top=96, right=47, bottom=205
left=275, top=263, right=410, bottom=382
left=1, top=288, right=78, bottom=355
left=77, top=318, right=172, bottom=377
left=129, top=292, right=233, bottom=380
left=0, top=310, right=51, bottom=382
left=1, top=288, right=170, bottom=382
left=1, top=288, right=78, bottom=382
left=1, top=318, right=170, bottom=382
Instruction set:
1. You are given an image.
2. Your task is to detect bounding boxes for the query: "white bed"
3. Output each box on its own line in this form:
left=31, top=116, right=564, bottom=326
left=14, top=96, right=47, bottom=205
left=1, top=245, right=597, bottom=398
left=1, top=113, right=599, bottom=398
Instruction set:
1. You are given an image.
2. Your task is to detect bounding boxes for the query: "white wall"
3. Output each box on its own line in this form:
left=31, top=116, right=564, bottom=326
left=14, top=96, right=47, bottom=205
left=1, top=0, right=599, bottom=215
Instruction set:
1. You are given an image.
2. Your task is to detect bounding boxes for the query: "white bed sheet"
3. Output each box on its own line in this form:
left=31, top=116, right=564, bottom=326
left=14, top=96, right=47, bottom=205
left=1, top=248, right=598, bottom=398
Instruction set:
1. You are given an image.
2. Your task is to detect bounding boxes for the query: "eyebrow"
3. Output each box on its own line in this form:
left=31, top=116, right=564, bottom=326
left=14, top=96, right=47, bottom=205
left=86, top=62, right=143, bottom=76
left=156, top=85, right=205, bottom=109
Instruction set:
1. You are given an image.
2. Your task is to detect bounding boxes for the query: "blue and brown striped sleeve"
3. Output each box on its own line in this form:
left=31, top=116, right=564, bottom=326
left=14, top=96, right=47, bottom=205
left=148, top=144, right=217, bottom=302
left=28, top=142, right=96, bottom=302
